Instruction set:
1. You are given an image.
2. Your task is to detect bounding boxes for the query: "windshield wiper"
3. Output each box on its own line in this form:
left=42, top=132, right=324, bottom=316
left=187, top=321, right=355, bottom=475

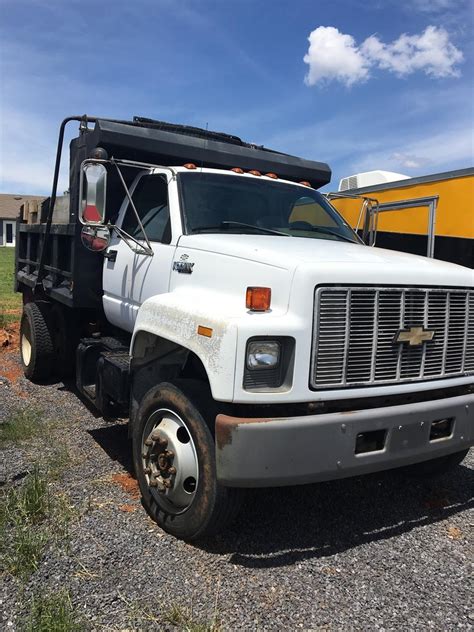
left=192, top=221, right=289, bottom=236
left=302, top=225, right=358, bottom=244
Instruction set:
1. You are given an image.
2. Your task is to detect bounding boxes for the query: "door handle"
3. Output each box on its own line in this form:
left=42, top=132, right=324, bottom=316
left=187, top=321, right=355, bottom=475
left=104, top=249, right=117, bottom=262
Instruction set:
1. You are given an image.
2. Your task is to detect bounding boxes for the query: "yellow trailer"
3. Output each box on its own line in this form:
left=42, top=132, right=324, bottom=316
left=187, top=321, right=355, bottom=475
left=328, top=167, right=473, bottom=268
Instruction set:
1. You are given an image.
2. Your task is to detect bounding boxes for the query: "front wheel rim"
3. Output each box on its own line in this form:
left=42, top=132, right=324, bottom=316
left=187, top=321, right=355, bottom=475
left=141, top=408, right=199, bottom=515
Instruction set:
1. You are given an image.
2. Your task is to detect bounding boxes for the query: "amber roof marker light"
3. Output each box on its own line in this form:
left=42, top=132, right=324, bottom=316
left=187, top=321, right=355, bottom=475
left=231, top=167, right=244, bottom=174
left=184, top=163, right=197, bottom=169
left=265, top=173, right=278, bottom=179
left=248, top=170, right=262, bottom=176
left=246, top=287, right=271, bottom=311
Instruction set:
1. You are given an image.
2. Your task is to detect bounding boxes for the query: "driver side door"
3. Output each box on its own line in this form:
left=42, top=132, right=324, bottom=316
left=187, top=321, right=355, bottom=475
left=102, top=171, right=176, bottom=333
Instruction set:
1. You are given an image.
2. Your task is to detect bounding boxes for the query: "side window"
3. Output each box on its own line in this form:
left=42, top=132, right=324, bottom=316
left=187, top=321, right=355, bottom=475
left=122, top=175, right=171, bottom=243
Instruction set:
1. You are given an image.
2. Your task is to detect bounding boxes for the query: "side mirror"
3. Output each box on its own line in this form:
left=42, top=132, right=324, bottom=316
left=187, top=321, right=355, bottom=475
left=81, top=224, right=111, bottom=252
left=80, top=162, right=107, bottom=224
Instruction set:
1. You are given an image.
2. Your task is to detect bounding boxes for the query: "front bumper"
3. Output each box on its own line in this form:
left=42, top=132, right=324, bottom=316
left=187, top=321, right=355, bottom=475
left=215, top=393, right=474, bottom=487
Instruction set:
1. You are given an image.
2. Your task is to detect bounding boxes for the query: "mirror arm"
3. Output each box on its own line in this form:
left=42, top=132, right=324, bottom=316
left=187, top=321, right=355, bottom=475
left=111, top=158, right=154, bottom=253
left=109, top=223, right=153, bottom=256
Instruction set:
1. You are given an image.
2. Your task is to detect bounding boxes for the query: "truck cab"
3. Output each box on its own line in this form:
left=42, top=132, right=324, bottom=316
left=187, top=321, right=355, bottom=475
left=15, top=116, right=474, bottom=540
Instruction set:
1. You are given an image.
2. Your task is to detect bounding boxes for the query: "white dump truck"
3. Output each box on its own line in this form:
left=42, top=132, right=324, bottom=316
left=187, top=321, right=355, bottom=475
left=15, top=116, right=474, bottom=540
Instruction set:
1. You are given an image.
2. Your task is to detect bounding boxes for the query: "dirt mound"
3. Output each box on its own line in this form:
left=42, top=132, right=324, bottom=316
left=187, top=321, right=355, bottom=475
left=0, top=321, right=22, bottom=384
left=112, top=472, right=140, bottom=499
left=0, top=351, right=23, bottom=385
left=0, top=319, right=20, bottom=351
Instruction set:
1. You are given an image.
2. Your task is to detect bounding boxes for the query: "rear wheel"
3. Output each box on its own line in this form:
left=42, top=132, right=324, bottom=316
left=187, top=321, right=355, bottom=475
left=132, top=381, right=243, bottom=540
left=20, top=302, right=55, bottom=382
left=403, top=449, right=469, bottom=479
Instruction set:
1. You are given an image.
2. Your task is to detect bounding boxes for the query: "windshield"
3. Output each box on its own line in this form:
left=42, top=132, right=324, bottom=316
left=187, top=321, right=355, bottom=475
left=179, top=173, right=360, bottom=243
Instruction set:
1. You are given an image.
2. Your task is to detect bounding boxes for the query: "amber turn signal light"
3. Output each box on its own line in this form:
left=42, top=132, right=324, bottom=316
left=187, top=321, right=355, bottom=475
left=246, top=287, right=271, bottom=311
left=197, top=325, right=213, bottom=338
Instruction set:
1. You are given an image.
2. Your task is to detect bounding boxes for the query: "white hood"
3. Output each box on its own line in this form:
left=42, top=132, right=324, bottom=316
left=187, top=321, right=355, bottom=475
left=178, top=234, right=473, bottom=286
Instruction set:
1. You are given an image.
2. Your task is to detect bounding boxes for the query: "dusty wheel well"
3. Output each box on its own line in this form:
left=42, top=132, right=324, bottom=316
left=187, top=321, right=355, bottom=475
left=129, top=332, right=211, bottom=430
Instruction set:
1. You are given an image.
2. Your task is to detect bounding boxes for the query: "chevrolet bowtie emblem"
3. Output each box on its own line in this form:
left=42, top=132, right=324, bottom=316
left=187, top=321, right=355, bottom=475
left=395, top=326, right=435, bottom=346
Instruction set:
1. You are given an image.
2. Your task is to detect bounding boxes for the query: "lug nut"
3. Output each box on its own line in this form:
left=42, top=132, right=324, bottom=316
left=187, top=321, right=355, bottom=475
left=144, top=467, right=151, bottom=475
left=165, top=450, right=174, bottom=459
left=158, top=454, right=168, bottom=469
left=156, top=480, right=166, bottom=493
left=163, top=479, right=172, bottom=489
left=144, top=438, right=153, bottom=446
left=168, top=466, right=176, bottom=475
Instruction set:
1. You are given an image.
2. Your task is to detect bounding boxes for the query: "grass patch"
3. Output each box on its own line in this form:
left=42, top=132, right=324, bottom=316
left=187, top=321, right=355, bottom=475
left=0, top=409, right=72, bottom=479
left=163, top=603, right=222, bottom=632
left=44, top=442, right=72, bottom=481
left=0, top=310, right=10, bottom=328
left=23, top=589, right=81, bottom=632
left=0, top=246, right=21, bottom=323
left=0, top=409, right=43, bottom=446
left=1, top=407, right=74, bottom=579
left=0, top=465, right=74, bottom=579
left=118, top=594, right=222, bottom=631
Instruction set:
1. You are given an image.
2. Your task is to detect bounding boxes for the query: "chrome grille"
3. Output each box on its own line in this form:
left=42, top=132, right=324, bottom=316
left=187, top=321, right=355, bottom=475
left=311, top=287, right=474, bottom=389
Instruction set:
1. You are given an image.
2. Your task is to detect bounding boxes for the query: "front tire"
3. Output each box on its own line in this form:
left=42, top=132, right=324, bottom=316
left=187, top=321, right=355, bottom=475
left=132, top=381, right=243, bottom=540
left=20, top=302, right=55, bottom=382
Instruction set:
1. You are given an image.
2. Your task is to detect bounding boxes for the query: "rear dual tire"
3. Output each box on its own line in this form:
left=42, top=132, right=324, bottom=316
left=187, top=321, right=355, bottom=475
left=20, top=302, right=55, bottom=382
left=20, top=301, right=77, bottom=381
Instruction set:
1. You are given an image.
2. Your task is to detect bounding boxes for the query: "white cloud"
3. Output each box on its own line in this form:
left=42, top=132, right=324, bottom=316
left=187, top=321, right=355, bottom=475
left=303, top=27, right=370, bottom=87
left=362, top=26, right=463, bottom=78
left=304, top=25, right=463, bottom=87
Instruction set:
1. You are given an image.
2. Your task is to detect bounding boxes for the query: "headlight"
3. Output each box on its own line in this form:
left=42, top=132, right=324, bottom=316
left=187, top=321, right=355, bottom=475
left=246, top=341, right=280, bottom=370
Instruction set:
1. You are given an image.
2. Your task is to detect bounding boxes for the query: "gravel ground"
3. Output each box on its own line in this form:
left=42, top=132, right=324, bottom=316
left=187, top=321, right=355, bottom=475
left=1, top=345, right=473, bottom=631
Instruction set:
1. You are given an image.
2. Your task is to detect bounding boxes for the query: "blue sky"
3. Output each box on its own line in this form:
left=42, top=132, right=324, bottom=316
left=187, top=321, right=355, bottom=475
left=0, top=0, right=473, bottom=195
